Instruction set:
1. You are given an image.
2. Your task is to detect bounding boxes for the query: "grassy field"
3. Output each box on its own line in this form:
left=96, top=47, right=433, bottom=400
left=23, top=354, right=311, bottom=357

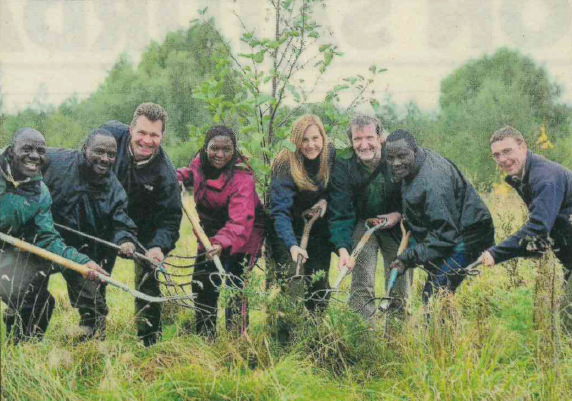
left=2, top=192, right=572, bottom=400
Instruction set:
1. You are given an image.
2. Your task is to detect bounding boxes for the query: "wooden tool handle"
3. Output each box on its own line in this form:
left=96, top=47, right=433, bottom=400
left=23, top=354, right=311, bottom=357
left=398, top=219, right=411, bottom=256
left=295, top=207, right=321, bottom=275
left=333, top=266, right=349, bottom=290
left=180, top=189, right=225, bottom=275
left=1, top=232, right=91, bottom=277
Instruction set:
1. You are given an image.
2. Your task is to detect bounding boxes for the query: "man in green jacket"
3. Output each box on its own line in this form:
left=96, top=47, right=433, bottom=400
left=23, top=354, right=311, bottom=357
left=1, top=128, right=107, bottom=344
left=329, top=115, right=412, bottom=319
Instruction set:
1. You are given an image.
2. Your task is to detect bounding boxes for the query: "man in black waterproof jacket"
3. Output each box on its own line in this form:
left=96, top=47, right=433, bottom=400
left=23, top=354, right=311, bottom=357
left=101, top=103, right=182, bottom=346
left=329, top=115, right=411, bottom=319
left=42, top=128, right=138, bottom=339
left=482, top=126, right=572, bottom=330
left=386, top=130, right=495, bottom=304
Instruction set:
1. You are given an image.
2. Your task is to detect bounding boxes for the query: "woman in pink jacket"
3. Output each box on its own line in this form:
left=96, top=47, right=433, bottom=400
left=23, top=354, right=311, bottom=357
left=177, top=125, right=265, bottom=336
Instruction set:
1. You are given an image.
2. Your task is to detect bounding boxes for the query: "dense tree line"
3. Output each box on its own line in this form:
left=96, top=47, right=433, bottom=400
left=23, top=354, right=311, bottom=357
left=0, top=13, right=570, bottom=187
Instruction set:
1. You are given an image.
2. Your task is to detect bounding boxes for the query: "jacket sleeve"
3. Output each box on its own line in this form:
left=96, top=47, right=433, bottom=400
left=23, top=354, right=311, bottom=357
left=398, top=185, right=461, bottom=267
left=488, top=180, right=564, bottom=264
left=211, top=175, right=257, bottom=255
left=328, top=160, right=356, bottom=252
left=147, top=177, right=182, bottom=254
left=109, top=183, right=138, bottom=246
left=101, top=121, right=129, bottom=142
left=34, top=192, right=91, bottom=267
left=269, top=170, right=298, bottom=250
left=177, top=165, right=194, bottom=187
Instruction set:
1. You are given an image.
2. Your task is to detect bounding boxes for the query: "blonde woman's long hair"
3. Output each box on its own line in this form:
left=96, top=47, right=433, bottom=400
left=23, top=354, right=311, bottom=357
left=272, top=114, right=330, bottom=192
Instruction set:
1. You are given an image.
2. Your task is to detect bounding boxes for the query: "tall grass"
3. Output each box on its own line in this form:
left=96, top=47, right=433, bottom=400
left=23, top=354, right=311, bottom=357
left=2, top=193, right=572, bottom=400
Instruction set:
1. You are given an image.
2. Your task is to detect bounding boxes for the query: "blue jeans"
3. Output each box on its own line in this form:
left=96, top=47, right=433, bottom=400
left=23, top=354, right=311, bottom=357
left=422, top=250, right=470, bottom=304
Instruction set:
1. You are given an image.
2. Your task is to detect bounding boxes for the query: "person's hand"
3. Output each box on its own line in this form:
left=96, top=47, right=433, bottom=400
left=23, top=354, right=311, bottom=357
left=389, top=258, right=406, bottom=274
left=207, top=243, right=223, bottom=261
left=481, top=251, right=495, bottom=267
left=311, top=199, right=328, bottom=217
left=377, top=212, right=401, bottom=229
left=84, top=261, right=109, bottom=283
left=119, top=241, right=135, bottom=258
left=338, top=248, right=355, bottom=272
left=146, top=247, right=164, bottom=264
left=290, top=245, right=308, bottom=264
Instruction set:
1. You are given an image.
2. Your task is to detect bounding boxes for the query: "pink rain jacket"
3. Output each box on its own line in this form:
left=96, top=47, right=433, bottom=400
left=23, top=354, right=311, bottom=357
left=177, top=156, right=265, bottom=256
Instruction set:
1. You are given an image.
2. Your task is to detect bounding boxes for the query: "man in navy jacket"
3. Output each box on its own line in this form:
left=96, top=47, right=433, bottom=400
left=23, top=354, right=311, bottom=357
left=482, top=125, right=572, bottom=332
left=101, top=103, right=182, bottom=346
left=482, top=125, right=572, bottom=277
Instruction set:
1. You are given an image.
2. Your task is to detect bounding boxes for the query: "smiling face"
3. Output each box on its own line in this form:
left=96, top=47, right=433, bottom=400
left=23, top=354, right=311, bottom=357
left=386, top=139, right=416, bottom=181
left=207, top=135, right=234, bottom=170
left=490, top=137, right=528, bottom=177
left=9, top=130, right=47, bottom=180
left=129, top=115, right=164, bottom=161
left=85, top=134, right=118, bottom=176
left=351, top=122, right=383, bottom=166
left=300, top=124, right=324, bottom=161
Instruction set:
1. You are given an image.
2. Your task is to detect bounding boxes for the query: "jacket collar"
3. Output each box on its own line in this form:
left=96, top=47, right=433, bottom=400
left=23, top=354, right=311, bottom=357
left=128, top=142, right=159, bottom=168
left=78, top=152, right=110, bottom=189
left=405, top=147, right=426, bottom=182
left=0, top=151, right=39, bottom=188
left=504, top=149, right=532, bottom=186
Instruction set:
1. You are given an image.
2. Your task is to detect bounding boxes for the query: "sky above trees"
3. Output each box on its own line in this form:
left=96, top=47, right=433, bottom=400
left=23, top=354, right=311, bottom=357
left=1, top=0, right=572, bottom=114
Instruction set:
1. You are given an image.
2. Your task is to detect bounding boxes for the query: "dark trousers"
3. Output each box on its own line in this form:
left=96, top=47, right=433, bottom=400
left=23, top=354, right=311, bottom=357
left=422, top=250, right=470, bottom=304
left=192, top=253, right=248, bottom=336
left=0, top=247, right=55, bottom=344
left=62, top=269, right=109, bottom=339
left=134, top=259, right=163, bottom=346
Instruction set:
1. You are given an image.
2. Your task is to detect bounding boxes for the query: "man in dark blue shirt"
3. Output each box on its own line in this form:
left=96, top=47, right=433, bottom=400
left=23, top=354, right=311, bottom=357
left=482, top=125, right=572, bottom=277
left=482, top=125, right=572, bottom=332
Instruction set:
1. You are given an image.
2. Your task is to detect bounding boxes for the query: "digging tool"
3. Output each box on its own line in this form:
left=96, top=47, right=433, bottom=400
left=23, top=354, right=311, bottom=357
left=180, top=187, right=226, bottom=275
left=379, top=219, right=411, bottom=312
left=0, top=232, right=188, bottom=303
left=333, top=217, right=389, bottom=291
left=294, top=204, right=326, bottom=277
left=53, top=223, right=162, bottom=270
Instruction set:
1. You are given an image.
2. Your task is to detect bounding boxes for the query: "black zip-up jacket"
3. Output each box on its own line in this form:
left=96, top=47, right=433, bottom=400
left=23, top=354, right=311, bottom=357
left=42, top=148, right=138, bottom=270
left=269, top=144, right=336, bottom=249
left=328, top=149, right=401, bottom=252
left=100, top=121, right=182, bottom=254
left=398, top=148, right=494, bottom=268
left=489, top=151, right=572, bottom=264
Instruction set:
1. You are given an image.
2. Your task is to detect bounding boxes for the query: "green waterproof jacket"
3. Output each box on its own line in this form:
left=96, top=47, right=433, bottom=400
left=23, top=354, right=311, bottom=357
left=328, top=149, right=401, bottom=252
left=0, top=151, right=91, bottom=268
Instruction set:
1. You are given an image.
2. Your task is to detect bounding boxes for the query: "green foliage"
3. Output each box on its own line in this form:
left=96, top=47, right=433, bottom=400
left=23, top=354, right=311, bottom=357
left=190, top=0, right=385, bottom=196
left=4, top=199, right=572, bottom=400
left=1, top=20, right=233, bottom=153
left=435, top=48, right=572, bottom=184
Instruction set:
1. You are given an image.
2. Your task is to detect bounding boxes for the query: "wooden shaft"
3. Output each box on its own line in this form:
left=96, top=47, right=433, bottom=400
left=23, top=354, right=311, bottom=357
left=1, top=232, right=91, bottom=277
left=397, top=219, right=411, bottom=256
left=295, top=208, right=321, bottom=276
left=0, top=232, right=183, bottom=303
left=333, top=266, right=349, bottom=290
left=180, top=189, right=225, bottom=275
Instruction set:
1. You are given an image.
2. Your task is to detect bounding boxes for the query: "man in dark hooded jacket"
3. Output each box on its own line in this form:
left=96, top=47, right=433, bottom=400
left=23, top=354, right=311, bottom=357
left=42, top=128, right=138, bottom=339
left=100, top=103, right=182, bottom=346
left=1, top=128, right=107, bottom=344
left=386, top=130, right=495, bottom=303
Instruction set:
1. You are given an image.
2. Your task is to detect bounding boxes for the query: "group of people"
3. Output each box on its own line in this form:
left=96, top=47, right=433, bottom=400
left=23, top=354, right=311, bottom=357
left=2, top=101, right=572, bottom=346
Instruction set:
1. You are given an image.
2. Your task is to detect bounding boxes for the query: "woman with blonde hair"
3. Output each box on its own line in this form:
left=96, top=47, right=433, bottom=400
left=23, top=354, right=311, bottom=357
left=269, top=114, right=336, bottom=340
